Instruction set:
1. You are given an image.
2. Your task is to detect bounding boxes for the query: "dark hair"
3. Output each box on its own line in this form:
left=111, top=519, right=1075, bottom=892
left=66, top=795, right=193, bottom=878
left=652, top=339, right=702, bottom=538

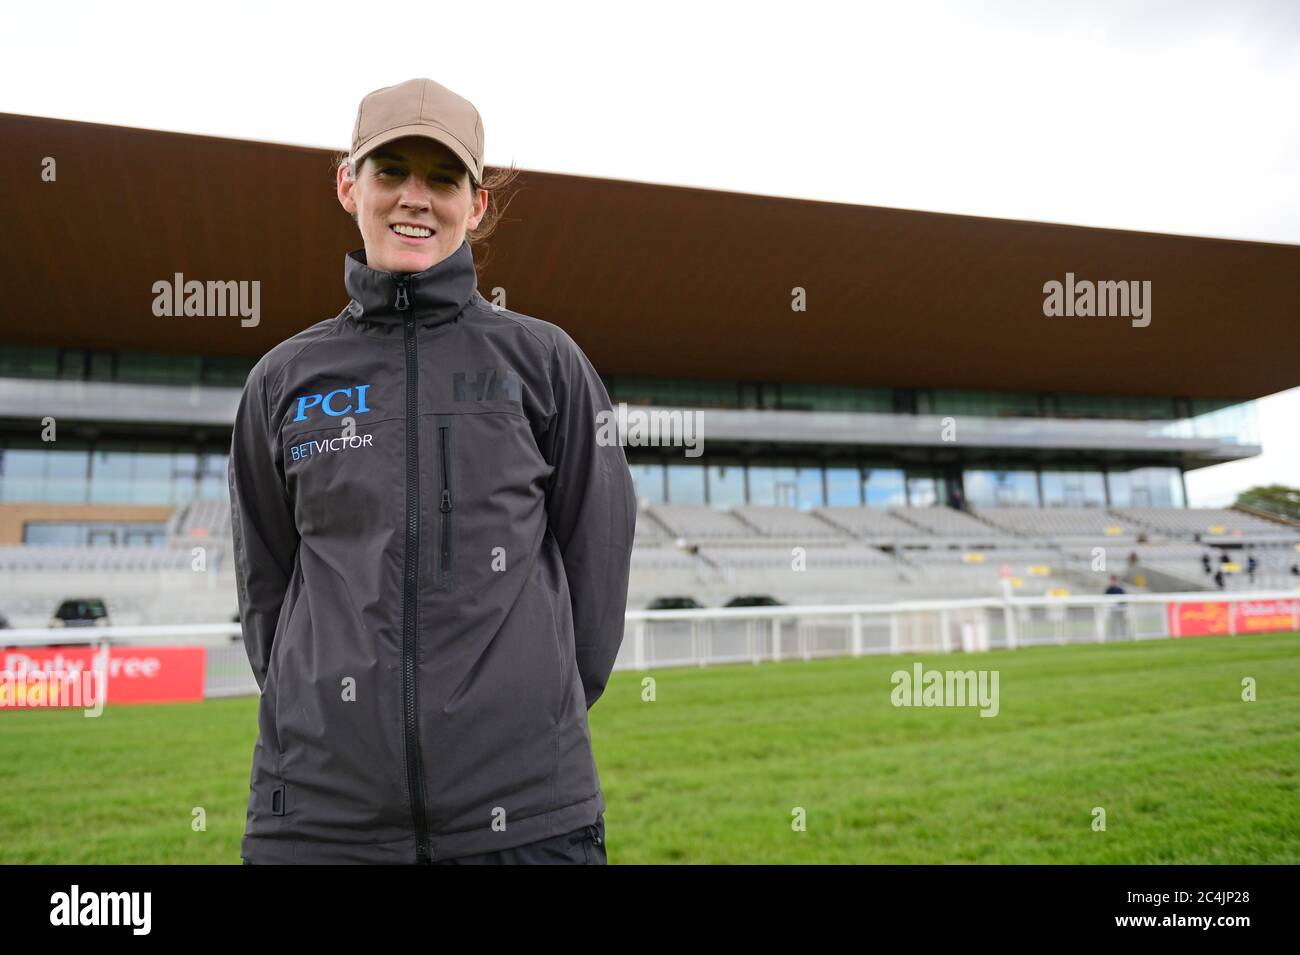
left=333, top=150, right=522, bottom=264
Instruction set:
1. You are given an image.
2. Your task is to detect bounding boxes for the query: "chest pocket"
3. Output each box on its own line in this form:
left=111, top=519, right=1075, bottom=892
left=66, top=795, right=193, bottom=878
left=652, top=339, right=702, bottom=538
left=281, top=416, right=406, bottom=540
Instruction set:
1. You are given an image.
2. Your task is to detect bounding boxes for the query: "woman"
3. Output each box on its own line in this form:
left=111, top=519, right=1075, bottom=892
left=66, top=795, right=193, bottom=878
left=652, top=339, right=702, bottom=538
left=229, top=78, right=636, bottom=864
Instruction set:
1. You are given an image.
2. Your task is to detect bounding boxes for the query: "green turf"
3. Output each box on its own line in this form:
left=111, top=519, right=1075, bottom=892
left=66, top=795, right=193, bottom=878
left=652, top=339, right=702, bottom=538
left=2, top=633, right=1297, bottom=863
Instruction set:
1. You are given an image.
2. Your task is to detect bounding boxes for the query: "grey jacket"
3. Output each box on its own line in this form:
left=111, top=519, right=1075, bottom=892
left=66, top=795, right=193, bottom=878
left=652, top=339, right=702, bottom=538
left=228, top=238, right=636, bottom=863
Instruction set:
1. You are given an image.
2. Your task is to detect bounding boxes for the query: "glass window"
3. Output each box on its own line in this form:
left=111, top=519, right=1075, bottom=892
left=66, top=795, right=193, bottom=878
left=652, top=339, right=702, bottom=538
left=57, top=350, right=87, bottom=380
left=918, top=390, right=1040, bottom=417
left=87, top=527, right=118, bottom=547
left=1055, top=393, right=1177, bottom=419
left=198, top=453, right=229, bottom=501
left=44, top=446, right=91, bottom=503
left=122, top=525, right=167, bottom=547
left=202, top=356, right=256, bottom=388
left=706, top=464, right=746, bottom=510
left=748, top=467, right=816, bottom=511
left=963, top=469, right=1040, bottom=507
left=89, top=444, right=135, bottom=504
left=863, top=469, right=906, bottom=508
left=116, top=352, right=202, bottom=384
left=4, top=442, right=226, bottom=505
left=906, top=469, right=955, bottom=507
left=1108, top=467, right=1184, bottom=508
left=132, top=449, right=175, bottom=504
left=629, top=462, right=665, bottom=504
left=1041, top=469, right=1107, bottom=508
left=24, top=523, right=85, bottom=545
left=778, top=384, right=893, bottom=413
left=608, top=376, right=738, bottom=409
left=1, top=448, right=47, bottom=502
left=749, top=466, right=805, bottom=507
left=173, top=452, right=200, bottom=504
left=88, top=352, right=116, bottom=381
left=24, top=522, right=168, bottom=546
left=795, top=467, right=824, bottom=510
left=1187, top=399, right=1260, bottom=446
left=0, top=347, right=59, bottom=378
left=666, top=465, right=706, bottom=505
left=826, top=467, right=862, bottom=506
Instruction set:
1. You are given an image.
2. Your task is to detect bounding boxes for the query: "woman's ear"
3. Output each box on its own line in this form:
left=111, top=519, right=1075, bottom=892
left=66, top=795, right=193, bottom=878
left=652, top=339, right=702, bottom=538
left=470, top=186, right=489, bottom=228
left=337, top=160, right=358, bottom=216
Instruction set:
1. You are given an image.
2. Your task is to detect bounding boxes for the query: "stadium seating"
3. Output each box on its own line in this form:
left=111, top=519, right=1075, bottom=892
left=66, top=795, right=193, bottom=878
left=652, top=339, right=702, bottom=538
left=1111, top=507, right=1296, bottom=540
left=647, top=504, right=759, bottom=540
left=973, top=506, right=1144, bottom=541
left=731, top=505, right=847, bottom=539
left=4, top=503, right=1297, bottom=627
left=812, top=506, right=929, bottom=541
left=890, top=506, right=1012, bottom=540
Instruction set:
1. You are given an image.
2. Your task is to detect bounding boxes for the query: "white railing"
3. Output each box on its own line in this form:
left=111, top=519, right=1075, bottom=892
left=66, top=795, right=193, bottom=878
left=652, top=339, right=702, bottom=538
left=2, top=590, right=1296, bottom=699
left=615, top=589, right=1300, bottom=669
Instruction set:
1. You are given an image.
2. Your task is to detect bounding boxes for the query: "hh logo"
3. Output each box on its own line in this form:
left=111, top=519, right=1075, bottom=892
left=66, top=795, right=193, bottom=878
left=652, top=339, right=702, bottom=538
left=454, top=368, right=522, bottom=403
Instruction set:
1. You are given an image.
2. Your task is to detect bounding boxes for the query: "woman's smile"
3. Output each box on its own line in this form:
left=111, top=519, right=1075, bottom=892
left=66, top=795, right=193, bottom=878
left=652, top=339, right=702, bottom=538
left=389, top=222, right=436, bottom=245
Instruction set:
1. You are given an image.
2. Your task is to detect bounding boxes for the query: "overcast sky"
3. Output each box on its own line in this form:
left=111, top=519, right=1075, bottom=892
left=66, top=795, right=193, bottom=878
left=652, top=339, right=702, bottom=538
left=5, top=0, right=1296, bottom=506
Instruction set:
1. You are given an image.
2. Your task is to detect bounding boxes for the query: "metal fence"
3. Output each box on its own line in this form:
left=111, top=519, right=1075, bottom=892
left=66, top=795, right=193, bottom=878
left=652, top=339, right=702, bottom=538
left=2, top=589, right=1296, bottom=700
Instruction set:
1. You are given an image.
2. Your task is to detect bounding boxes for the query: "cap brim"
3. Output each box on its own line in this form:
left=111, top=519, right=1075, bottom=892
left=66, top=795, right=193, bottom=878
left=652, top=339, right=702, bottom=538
left=352, top=123, right=481, bottom=182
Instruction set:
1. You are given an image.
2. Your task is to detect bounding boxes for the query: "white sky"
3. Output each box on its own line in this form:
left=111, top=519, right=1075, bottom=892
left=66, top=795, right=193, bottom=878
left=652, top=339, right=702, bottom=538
left=5, top=0, right=1297, bottom=506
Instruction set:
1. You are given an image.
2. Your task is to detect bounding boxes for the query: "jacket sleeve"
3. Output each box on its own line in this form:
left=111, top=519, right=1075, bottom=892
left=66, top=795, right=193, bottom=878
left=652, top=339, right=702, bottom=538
left=542, top=330, right=637, bottom=710
left=228, top=360, right=299, bottom=693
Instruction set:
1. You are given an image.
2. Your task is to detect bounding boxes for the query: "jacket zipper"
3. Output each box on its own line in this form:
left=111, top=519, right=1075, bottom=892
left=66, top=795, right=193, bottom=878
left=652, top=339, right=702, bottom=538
left=397, top=275, right=432, bottom=863
left=439, top=425, right=454, bottom=581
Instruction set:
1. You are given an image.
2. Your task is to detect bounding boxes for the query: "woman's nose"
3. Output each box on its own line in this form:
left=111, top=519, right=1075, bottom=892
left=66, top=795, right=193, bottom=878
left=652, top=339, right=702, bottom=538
left=398, top=182, right=433, bottom=209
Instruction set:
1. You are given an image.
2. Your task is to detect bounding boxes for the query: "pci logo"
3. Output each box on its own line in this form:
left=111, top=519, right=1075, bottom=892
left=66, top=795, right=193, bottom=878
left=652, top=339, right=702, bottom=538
left=453, top=368, right=522, bottom=403
left=292, top=384, right=372, bottom=422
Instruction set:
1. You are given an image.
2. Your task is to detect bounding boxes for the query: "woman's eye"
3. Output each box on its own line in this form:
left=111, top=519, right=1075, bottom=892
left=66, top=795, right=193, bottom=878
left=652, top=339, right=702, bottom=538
left=379, top=167, right=403, bottom=176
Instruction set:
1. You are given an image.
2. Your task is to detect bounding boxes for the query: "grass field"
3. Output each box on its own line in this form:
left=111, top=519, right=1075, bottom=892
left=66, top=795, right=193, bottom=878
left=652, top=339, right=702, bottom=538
left=2, top=633, right=1297, bottom=863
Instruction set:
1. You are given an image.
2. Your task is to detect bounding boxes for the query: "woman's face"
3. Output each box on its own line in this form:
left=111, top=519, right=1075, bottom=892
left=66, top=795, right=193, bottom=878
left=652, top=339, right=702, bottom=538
left=337, top=135, right=488, bottom=274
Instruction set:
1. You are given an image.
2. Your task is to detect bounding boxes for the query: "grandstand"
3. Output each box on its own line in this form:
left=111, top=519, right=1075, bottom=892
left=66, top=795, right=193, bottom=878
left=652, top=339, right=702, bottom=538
left=1, top=111, right=1299, bottom=629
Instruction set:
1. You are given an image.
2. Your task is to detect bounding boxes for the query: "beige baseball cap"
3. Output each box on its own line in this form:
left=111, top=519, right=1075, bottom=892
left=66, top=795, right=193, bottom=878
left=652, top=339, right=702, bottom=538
left=350, top=78, right=485, bottom=183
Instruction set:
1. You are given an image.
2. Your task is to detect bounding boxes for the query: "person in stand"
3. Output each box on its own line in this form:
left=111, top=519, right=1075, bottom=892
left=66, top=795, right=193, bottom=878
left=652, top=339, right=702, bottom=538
left=1104, top=576, right=1127, bottom=638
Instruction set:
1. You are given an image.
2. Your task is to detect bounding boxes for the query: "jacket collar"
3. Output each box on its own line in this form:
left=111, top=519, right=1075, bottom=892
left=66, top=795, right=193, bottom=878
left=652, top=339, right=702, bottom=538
left=343, top=238, right=478, bottom=328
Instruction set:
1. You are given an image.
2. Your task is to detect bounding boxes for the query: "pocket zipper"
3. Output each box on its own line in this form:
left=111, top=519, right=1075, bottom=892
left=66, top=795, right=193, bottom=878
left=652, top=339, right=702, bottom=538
left=439, top=425, right=454, bottom=580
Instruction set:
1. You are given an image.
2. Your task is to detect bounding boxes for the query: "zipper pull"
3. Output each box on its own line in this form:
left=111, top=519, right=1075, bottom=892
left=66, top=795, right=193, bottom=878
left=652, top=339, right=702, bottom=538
left=394, top=276, right=410, bottom=311
left=440, top=489, right=452, bottom=513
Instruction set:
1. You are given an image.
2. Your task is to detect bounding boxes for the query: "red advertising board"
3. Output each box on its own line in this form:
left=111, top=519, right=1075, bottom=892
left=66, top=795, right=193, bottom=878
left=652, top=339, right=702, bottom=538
left=0, top=645, right=206, bottom=708
left=1168, top=601, right=1231, bottom=636
left=1236, top=599, right=1300, bottom=634
left=1167, top=600, right=1299, bottom=638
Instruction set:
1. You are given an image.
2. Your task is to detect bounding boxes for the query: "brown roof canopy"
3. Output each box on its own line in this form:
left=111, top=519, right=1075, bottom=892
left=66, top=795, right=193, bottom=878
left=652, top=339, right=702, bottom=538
left=3, top=111, right=1297, bottom=402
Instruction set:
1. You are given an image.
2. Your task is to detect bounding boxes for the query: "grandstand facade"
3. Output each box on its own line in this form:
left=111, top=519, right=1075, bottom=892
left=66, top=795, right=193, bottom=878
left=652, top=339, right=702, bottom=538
left=2, top=112, right=1299, bottom=624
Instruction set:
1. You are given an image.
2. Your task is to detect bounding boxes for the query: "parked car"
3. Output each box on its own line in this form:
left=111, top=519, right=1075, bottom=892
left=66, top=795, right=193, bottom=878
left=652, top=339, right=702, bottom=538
left=724, top=595, right=784, bottom=607
left=48, top=598, right=110, bottom=628
left=645, top=596, right=704, bottom=611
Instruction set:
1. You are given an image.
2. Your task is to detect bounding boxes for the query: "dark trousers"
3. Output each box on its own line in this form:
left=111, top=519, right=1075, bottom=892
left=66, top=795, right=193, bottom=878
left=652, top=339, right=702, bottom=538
left=244, top=815, right=606, bottom=865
